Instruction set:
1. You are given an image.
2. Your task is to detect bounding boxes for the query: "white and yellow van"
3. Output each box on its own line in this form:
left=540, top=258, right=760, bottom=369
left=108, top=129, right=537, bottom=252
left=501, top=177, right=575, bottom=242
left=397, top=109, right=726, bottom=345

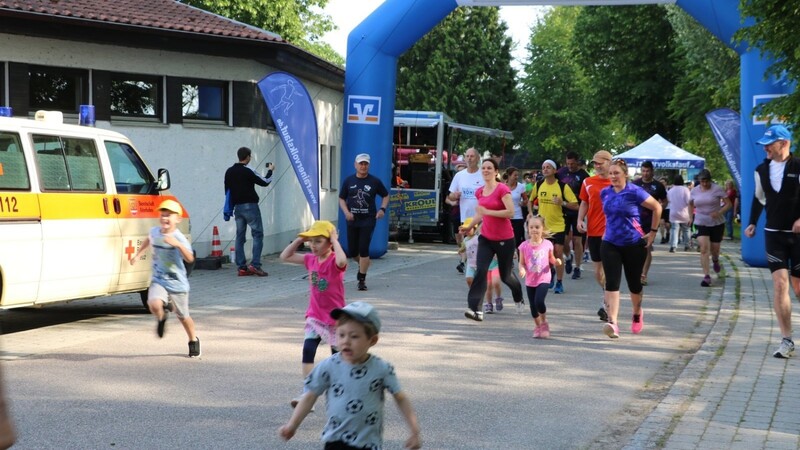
left=0, top=111, right=190, bottom=309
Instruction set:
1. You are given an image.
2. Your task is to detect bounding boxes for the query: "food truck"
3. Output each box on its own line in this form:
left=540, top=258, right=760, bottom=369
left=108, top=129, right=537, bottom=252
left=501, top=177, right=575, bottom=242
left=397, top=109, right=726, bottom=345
left=389, top=110, right=513, bottom=242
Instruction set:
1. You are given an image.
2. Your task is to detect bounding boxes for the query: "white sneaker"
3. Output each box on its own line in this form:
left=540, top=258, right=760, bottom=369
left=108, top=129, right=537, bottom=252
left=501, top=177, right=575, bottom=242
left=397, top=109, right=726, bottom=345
left=464, top=309, right=484, bottom=322
left=773, top=339, right=795, bottom=358
left=515, top=302, right=525, bottom=314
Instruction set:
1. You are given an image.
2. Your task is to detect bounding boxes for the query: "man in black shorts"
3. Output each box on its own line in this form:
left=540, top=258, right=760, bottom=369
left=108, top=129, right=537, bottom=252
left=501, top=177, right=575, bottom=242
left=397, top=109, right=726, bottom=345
left=632, top=161, right=667, bottom=285
left=339, top=153, right=389, bottom=291
left=745, top=124, right=800, bottom=358
left=557, top=151, right=590, bottom=280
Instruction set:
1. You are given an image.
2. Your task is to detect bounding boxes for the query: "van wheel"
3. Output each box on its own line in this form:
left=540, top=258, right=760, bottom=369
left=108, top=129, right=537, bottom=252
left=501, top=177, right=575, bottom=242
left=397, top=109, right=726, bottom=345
left=139, top=290, right=149, bottom=310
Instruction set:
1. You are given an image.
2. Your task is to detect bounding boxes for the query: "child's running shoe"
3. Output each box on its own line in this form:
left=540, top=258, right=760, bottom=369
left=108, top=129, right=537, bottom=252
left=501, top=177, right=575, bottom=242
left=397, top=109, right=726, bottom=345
left=484, top=302, right=494, bottom=314
left=603, top=322, right=620, bottom=339
left=495, top=297, right=504, bottom=312
left=540, top=322, right=550, bottom=338
left=532, top=324, right=541, bottom=339
left=701, top=275, right=712, bottom=287
left=554, top=280, right=564, bottom=294
left=188, top=337, right=201, bottom=358
left=515, top=301, right=525, bottom=315
left=156, top=309, right=169, bottom=338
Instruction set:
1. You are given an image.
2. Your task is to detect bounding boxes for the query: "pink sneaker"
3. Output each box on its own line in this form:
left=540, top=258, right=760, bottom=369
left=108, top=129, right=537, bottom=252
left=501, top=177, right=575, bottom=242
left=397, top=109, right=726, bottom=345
left=540, top=322, right=550, bottom=339
left=532, top=324, right=542, bottom=338
left=631, top=310, right=644, bottom=334
left=603, top=322, right=620, bottom=339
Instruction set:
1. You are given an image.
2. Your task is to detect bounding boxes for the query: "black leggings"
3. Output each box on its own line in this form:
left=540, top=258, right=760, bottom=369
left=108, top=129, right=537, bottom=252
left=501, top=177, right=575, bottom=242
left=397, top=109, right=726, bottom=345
left=526, top=283, right=549, bottom=319
left=467, top=235, right=523, bottom=311
left=302, top=337, right=337, bottom=364
left=600, top=240, right=647, bottom=294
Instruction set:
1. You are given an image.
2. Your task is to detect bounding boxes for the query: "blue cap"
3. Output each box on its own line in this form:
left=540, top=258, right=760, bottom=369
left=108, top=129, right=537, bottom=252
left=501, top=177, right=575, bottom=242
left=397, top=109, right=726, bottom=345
left=756, top=124, right=792, bottom=145
left=331, top=301, right=381, bottom=332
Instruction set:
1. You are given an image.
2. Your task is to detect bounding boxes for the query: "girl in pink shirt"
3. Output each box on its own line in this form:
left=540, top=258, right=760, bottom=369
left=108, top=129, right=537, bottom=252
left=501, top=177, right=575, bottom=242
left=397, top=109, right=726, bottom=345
left=519, top=216, right=562, bottom=338
left=280, top=220, right=347, bottom=407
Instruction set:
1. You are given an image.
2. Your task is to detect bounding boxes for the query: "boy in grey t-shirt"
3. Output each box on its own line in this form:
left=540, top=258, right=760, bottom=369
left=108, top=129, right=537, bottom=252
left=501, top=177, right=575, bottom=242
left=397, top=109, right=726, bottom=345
left=279, top=302, right=421, bottom=449
left=130, top=199, right=200, bottom=358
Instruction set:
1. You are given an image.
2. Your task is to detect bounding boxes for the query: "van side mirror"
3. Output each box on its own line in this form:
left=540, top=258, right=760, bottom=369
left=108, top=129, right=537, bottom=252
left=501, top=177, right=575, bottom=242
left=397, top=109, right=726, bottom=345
left=157, top=168, right=171, bottom=191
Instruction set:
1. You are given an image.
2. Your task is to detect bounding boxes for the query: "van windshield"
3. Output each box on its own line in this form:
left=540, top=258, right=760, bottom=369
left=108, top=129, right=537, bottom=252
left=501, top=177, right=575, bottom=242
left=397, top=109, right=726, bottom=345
left=105, top=141, right=156, bottom=194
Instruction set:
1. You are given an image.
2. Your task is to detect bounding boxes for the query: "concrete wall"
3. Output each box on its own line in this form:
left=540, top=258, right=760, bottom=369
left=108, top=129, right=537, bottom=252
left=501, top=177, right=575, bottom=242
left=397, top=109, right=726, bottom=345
left=1, top=34, right=344, bottom=258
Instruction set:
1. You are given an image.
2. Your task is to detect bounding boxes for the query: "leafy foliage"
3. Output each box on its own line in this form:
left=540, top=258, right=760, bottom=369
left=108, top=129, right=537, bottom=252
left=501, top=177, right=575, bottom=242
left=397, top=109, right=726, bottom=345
left=666, top=6, right=739, bottom=180
left=517, top=7, right=612, bottom=163
left=395, top=7, right=521, bottom=155
left=573, top=5, right=679, bottom=142
left=736, top=0, right=800, bottom=126
left=180, top=0, right=344, bottom=66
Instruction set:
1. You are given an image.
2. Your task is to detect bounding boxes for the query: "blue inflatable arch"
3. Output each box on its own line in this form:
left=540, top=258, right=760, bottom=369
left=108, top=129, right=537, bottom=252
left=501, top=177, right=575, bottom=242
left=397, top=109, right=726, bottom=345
left=341, top=0, right=785, bottom=267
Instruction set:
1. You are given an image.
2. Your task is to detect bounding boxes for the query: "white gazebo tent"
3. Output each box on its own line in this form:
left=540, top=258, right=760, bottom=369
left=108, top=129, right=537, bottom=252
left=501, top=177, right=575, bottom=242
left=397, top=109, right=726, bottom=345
left=615, top=134, right=705, bottom=170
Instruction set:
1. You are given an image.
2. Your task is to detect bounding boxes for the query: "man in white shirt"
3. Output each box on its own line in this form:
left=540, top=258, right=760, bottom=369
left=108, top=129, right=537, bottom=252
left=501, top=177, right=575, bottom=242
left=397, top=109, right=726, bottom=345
left=447, top=147, right=483, bottom=273
left=448, top=148, right=483, bottom=222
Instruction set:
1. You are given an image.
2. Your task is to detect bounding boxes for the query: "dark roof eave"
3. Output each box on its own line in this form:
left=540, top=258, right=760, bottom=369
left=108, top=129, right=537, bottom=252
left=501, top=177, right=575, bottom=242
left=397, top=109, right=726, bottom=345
left=0, top=8, right=344, bottom=89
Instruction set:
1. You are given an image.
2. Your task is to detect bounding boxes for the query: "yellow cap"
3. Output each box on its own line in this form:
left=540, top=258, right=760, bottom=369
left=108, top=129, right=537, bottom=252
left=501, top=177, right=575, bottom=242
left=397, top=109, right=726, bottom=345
left=298, top=220, right=335, bottom=239
left=158, top=199, right=183, bottom=216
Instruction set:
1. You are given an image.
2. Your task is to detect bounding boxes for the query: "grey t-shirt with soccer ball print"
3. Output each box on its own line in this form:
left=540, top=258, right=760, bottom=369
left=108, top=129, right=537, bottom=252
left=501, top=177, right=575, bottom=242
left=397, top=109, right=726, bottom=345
left=305, top=352, right=402, bottom=449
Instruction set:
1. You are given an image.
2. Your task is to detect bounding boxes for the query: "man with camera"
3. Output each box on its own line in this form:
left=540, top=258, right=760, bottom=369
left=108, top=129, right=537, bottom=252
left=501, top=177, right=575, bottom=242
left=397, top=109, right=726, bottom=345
left=224, top=146, right=274, bottom=277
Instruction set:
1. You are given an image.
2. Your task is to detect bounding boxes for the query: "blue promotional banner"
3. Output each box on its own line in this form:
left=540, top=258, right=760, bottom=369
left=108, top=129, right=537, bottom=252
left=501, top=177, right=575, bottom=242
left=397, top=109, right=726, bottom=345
left=258, top=72, right=320, bottom=219
left=706, top=108, right=742, bottom=190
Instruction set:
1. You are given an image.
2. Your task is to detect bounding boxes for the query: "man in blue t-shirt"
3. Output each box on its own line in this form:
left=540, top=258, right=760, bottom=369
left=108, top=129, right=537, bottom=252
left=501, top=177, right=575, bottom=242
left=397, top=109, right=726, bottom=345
left=339, top=153, right=389, bottom=291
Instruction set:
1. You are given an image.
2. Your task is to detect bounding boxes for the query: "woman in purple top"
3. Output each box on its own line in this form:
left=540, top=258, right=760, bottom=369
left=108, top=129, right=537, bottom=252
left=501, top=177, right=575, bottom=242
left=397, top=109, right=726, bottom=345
left=690, top=169, right=732, bottom=287
left=460, top=159, right=524, bottom=322
left=599, top=160, right=662, bottom=339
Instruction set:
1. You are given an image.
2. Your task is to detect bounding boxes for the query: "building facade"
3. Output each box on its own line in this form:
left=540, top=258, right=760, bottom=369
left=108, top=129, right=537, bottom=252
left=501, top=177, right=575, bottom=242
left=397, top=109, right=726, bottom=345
left=0, top=0, right=345, bottom=257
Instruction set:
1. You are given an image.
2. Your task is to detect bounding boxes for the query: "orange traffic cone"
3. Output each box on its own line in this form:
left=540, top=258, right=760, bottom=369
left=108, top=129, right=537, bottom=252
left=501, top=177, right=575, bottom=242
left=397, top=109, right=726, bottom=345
left=211, top=226, right=222, bottom=257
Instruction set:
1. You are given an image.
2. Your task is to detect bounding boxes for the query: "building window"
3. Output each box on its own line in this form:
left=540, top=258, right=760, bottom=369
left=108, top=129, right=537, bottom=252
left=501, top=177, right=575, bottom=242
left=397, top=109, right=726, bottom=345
left=181, top=79, right=227, bottom=121
left=1, top=62, right=6, bottom=107
left=110, top=73, right=161, bottom=118
left=329, top=145, right=339, bottom=191
left=320, top=144, right=330, bottom=190
left=29, top=65, right=89, bottom=113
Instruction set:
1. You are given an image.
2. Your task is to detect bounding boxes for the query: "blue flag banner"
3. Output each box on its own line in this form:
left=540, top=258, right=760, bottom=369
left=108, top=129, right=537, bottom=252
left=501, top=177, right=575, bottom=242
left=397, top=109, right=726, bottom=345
left=258, top=72, right=320, bottom=219
left=705, top=108, right=742, bottom=189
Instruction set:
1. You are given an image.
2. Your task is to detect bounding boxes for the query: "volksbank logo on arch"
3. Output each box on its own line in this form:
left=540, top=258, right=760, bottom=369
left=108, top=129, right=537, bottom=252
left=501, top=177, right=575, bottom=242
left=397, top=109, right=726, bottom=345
left=347, top=95, right=381, bottom=125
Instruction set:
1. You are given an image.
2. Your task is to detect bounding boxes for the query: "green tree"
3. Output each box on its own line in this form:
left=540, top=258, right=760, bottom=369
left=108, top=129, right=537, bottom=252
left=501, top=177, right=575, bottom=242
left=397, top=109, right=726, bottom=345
left=180, top=0, right=344, bottom=66
left=573, top=5, right=679, bottom=142
left=517, top=6, right=613, bottom=162
left=666, top=6, right=739, bottom=180
left=736, top=1, right=800, bottom=126
left=395, top=7, right=521, bottom=154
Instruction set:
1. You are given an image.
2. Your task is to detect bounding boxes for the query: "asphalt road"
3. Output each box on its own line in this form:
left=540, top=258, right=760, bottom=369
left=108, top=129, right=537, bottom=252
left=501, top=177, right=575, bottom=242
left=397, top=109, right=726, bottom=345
left=0, top=242, right=721, bottom=449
